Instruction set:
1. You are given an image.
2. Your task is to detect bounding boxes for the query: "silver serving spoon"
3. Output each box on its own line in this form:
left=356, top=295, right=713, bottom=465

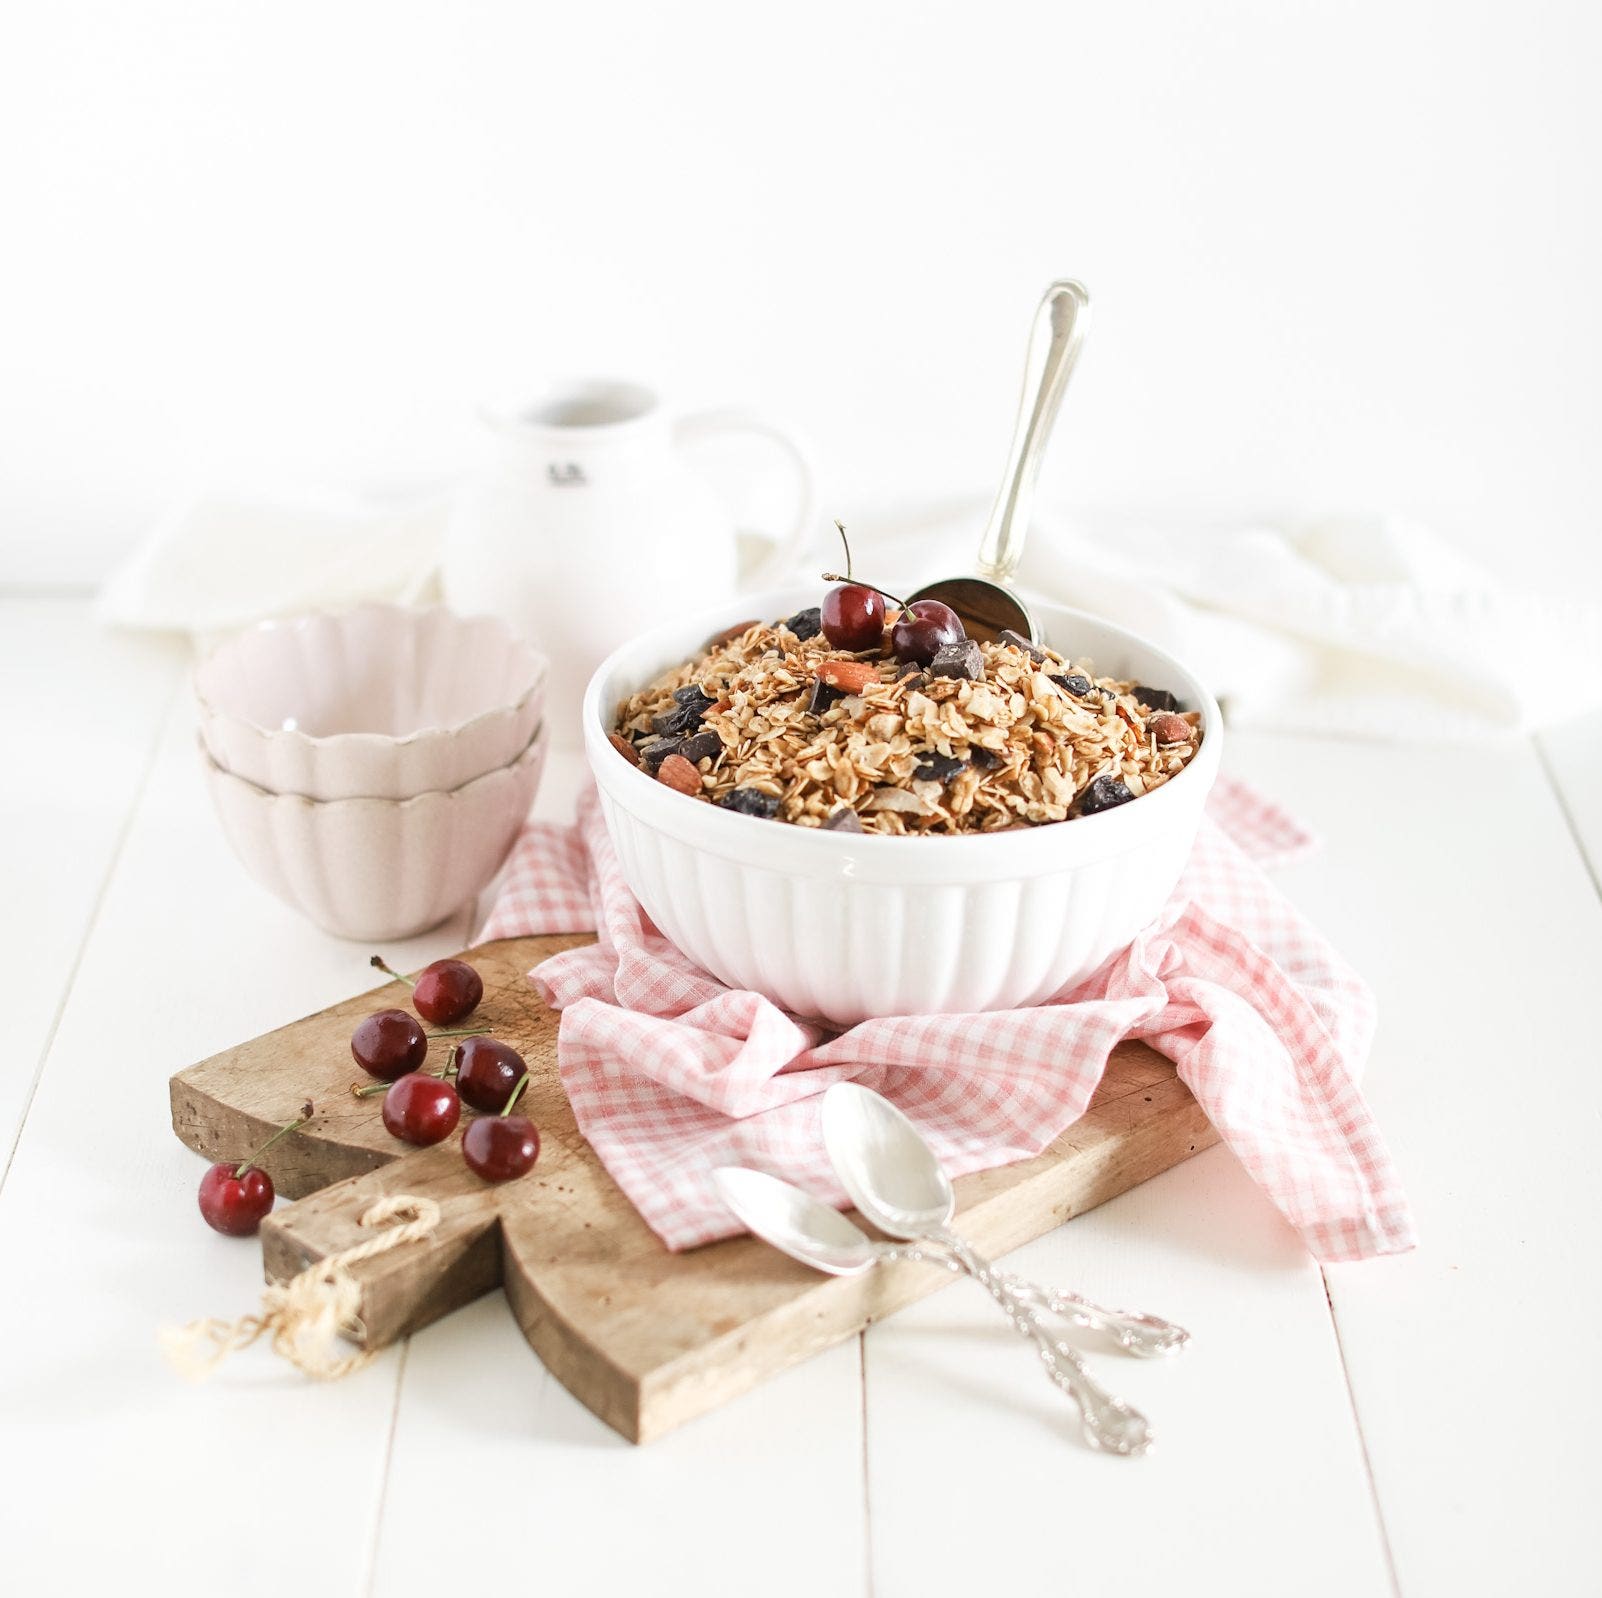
left=822, top=1082, right=1177, bottom=1456
left=907, top=280, right=1090, bottom=646
left=713, top=1166, right=1182, bottom=1351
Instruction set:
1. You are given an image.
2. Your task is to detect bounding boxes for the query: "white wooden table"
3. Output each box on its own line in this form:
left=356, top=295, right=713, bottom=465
left=2, top=596, right=1598, bottom=1598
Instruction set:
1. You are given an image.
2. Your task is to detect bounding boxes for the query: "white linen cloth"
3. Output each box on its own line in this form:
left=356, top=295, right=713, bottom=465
left=100, top=486, right=1602, bottom=738
left=97, top=485, right=445, bottom=641
left=873, top=502, right=1602, bottom=740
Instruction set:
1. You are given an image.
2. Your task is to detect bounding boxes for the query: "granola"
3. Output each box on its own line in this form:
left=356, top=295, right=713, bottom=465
left=611, top=610, right=1204, bottom=835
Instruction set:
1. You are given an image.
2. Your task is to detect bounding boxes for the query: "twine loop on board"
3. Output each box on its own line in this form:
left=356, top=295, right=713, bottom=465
left=161, top=1194, right=442, bottom=1382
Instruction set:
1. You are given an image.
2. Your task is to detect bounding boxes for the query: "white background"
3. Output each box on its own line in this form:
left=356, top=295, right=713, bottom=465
left=2, top=0, right=1599, bottom=587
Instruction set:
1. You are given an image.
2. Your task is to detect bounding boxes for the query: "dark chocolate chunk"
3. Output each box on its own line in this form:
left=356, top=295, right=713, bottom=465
left=997, top=628, right=1046, bottom=663
left=929, top=639, right=984, bottom=681
left=1078, top=774, right=1135, bottom=815
left=1132, top=685, right=1180, bottom=713
left=715, top=786, right=783, bottom=819
left=652, top=686, right=717, bottom=737
left=1049, top=672, right=1094, bottom=697
left=822, top=806, right=864, bottom=833
left=970, top=746, right=1002, bottom=771
left=678, top=729, right=723, bottom=766
left=913, top=752, right=967, bottom=783
left=783, top=606, right=823, bottom=642
left=637, top=736, right=685, bottom=772
left=808, top=678, right=844, bottom=715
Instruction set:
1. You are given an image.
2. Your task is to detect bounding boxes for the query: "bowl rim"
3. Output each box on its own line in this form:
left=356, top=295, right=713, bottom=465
left=193, top=602, right=549, bottom=751
left=582, top=583, right=1222, bottom=874
left=200, top=721, right=547, bottom=811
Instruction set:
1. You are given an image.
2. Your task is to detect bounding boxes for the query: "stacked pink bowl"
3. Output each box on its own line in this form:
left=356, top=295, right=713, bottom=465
left=195, top=604, right=548, bottom=940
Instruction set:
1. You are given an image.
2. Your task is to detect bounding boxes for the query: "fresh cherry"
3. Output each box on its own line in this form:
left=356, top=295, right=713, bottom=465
left=461, top=1074, right=540, bottom=1182
left=819, top=521, right=887, bottom=650
left=370, top=954, right=483, bottom=1026
left=818, top=525, right=963, bottom=665
left=197, top=1101, right=313, bottom=1236
left=462, top=1115, right=541, bottom=1182
left=351, top=1009, right=428, bottom=1081
left=415, top=960, right=483, bottom=1024
left=198, top=1163, right=275, bottom=1236
left=822, top=584, right=886, bottom=651
left=455, top=1036, right=528, bottom=1113
left=891, top=599, right=965, bottom=667
left=382, top=1073, right=461, bottom=1146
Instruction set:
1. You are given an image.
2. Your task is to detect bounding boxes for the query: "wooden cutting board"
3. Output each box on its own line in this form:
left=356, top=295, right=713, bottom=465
left=168, top=936, right=1216, bottom=1443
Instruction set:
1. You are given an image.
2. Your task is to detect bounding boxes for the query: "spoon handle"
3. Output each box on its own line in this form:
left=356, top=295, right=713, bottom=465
left=931, top=1230, right=1152, bottom=1456
left=880, top=1241, right=1187, bottom=1358
left=976, top=280, right=1090, bottom=583
left=994, top=1272, right=1191, bottom=1358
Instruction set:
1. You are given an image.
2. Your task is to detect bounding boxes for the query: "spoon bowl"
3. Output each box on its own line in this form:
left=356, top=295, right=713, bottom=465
left=712, top=1167, right=881, bottom=1276
left=904, top=575, right=1034, bottom=644
left=821, top=1081, right=954, bottom=1240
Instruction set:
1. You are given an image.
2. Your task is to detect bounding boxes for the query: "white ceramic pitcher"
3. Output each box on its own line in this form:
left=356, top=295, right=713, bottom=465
left=442, top=379, right=815, bottom=747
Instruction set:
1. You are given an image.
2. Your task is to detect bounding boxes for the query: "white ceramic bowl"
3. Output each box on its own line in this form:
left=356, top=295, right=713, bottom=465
left=195, top=604, right=548, bottom=800
left=202, top=730, right=547, bottom=941
left=583, top=586, right=1221, bottom=1026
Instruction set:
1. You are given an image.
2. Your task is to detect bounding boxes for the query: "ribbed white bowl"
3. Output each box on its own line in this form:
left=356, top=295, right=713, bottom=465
left=583, top=586, right=1221, bottom=1026
left=202, top=730, right=547, bottom=941
left=195, top=603, right=547, bottom=800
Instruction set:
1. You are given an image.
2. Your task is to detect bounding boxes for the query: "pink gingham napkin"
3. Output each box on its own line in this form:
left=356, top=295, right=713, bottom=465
left=480, top=776, right=1415, bottom=1262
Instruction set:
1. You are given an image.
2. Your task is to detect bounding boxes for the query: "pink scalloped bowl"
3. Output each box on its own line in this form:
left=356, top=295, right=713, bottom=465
left=194, top=604, right=548, bottom=800
left=201, top=729, right=547, bottom=941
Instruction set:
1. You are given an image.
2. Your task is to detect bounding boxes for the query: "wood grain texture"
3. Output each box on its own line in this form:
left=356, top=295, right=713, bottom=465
left=170, top=934, right=1216, bottom=1443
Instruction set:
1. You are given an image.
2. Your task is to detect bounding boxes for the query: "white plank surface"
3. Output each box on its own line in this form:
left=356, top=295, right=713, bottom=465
left=865, top=1148, right=1392, bottom=1598
left=0, top=600, right=180, bottom=1165
left=1538, top=708, right=1602, bottom=888
left=3, top=603, right=1601, bottom=1598
left=374, top=1297, right=867, bottom=1598
left=1226, top=730, right=1602, bottom=1598
left=0, top=683, right=475, bottom=1596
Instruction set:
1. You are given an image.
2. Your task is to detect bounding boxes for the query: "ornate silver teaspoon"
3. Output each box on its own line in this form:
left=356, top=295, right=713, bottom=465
left=713, top=1165, right=1180, bottom=1352
left=821, top=1082, right=1181, bottom=1456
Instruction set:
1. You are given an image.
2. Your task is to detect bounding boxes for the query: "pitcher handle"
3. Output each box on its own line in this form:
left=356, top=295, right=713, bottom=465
left=674, top=408, right=817, bottom=588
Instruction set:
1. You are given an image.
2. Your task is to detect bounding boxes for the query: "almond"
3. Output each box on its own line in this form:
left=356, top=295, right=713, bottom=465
left=815, top=659, right=880, bottom=693
left=656, top=753, right=703, bottom=795
left=1150, top=712, right=1193, bottom=745
left=608, top=731, right=642, bottom=767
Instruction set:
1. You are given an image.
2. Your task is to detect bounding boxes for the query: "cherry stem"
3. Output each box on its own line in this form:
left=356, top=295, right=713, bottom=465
left=834, top=519, right=854, bottom=581
left=235, top=1101, right=314, bottom=1178
left=430, top=1027, right=489, bottom=1038
left=351, top=1081, right=390, bottom=1098
left=500, top=1074, right=530, bottom=1118
left=433, top=1043, right=462, bottom=1080
left=369, top=954, right=415, bottom=989
left=820, top=572, right=909, bottom=612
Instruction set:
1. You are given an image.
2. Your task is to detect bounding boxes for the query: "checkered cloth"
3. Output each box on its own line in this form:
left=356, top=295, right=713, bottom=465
left=480, top=776, right=1415, bottom=1261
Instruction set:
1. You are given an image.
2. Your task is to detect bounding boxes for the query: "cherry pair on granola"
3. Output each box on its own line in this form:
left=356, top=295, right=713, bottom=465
left=820, top=521, right=964, bottom=666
